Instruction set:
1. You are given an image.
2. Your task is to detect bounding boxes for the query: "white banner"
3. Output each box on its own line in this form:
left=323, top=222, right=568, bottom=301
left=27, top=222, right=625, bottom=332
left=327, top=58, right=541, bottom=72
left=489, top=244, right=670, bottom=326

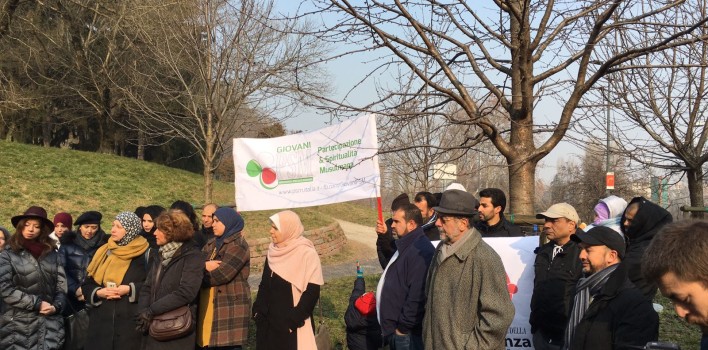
left=484, top=237, right=537, bottom=349
left=233, top=114, right=381, bottom=211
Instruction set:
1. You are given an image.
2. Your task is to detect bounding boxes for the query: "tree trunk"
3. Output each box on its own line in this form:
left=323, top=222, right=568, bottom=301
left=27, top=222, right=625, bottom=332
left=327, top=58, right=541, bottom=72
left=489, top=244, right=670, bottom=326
left=203, top=159, right=213, bottom=204
left=5, top=122, right=15, bottom=141
left=687, top=167, right=705, bottom=219
left=507, top=158, right=538, bottom=216
left=137, top=128, right=145, bottom=160
left=42, top=111, right=51, bottom=147
left=98, top=87, right=113, bottom=153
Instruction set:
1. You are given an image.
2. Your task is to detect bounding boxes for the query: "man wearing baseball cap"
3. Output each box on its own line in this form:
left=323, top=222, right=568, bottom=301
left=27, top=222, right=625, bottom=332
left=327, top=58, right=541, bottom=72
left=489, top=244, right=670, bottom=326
left=530, top=203, right=584, bottom=350
left=564, top=226, right=658, bottom=349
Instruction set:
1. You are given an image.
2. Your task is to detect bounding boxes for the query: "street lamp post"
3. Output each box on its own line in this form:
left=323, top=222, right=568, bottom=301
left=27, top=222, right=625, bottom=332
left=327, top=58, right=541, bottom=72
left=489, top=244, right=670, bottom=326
left=601, top=86, right=614, bottom=196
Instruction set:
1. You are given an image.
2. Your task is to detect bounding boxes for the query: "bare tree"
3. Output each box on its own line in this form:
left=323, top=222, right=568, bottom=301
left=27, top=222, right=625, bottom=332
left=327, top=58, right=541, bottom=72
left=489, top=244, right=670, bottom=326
left=0, top=0, right=20, bottom=40
left=0, top=0, right=143, bottom=151
left=303, top=0, right=708, bottom=214
left=118, top=0, right=328, bottom=202
left=601, top=1, right=708, bottom=217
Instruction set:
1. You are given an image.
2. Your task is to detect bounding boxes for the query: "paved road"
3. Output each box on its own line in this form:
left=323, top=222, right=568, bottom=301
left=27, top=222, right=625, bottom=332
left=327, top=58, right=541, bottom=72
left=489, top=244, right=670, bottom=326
left=249, top=220, right=383, bottom=289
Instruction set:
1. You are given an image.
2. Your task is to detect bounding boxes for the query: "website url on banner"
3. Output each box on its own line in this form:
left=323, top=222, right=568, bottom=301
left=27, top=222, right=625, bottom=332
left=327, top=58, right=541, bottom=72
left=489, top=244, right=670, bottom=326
left=278, top=186, right=319, bottom=195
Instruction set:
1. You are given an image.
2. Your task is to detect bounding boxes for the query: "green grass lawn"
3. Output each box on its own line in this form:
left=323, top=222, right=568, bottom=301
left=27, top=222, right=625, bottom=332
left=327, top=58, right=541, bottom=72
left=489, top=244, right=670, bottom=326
left=0, top=140, right=377, bottom=236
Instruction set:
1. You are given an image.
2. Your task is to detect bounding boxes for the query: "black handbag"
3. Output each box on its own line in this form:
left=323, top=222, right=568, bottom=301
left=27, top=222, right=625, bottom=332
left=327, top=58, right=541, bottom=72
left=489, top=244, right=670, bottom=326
left=64, top=308, right=89, bottom=350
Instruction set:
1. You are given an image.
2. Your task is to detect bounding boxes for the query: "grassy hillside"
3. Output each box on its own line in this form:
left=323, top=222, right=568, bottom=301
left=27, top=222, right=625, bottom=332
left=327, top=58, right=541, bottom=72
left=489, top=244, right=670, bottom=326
left=0, top=141, right=377, bottom=236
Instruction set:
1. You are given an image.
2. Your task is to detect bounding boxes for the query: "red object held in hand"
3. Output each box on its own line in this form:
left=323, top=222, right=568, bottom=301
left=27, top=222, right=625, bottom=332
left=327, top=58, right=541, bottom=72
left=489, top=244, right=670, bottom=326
left=355, top=292, right=377, bottom=316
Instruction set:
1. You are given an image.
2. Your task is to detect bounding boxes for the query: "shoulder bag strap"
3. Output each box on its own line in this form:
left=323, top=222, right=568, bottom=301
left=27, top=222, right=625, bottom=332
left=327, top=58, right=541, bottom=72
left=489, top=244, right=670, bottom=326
left=150, top=262, right=163, bottom=304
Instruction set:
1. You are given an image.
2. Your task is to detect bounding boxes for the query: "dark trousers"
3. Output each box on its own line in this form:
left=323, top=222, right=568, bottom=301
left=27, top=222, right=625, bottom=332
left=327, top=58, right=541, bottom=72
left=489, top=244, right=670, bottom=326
left=384, top=333, right=423, bottom=350
left=532, top=331, right=563, bottom=350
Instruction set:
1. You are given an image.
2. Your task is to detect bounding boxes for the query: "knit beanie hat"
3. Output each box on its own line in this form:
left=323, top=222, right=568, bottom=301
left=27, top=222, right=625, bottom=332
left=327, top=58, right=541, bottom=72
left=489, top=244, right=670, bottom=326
left=53, top=212, right=73, bottom=228
left=115, top=211, right=143, bottom=246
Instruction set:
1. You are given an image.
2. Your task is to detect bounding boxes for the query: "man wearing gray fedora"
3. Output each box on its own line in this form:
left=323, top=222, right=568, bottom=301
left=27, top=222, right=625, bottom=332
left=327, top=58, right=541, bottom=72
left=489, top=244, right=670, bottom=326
left=422, top=189, right=514, bottom=349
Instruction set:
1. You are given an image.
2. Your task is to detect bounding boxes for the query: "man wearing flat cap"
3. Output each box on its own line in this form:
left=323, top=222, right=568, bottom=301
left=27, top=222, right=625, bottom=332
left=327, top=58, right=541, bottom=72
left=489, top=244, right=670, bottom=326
left=422, top=189, right=514, bottom=349
left=564, top=226, right=658, bottom=350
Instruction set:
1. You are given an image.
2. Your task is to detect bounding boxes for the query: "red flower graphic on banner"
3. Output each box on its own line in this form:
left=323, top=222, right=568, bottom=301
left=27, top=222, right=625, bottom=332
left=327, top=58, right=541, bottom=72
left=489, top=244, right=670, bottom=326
left=246, top=159, right=279, bottom=189
left=507, top=273, right=518, bottom=300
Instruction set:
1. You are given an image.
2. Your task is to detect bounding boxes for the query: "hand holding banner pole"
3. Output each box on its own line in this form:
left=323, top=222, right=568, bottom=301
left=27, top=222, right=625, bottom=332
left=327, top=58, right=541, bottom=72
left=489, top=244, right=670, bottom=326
left=376, top=197, right=384, bottom=225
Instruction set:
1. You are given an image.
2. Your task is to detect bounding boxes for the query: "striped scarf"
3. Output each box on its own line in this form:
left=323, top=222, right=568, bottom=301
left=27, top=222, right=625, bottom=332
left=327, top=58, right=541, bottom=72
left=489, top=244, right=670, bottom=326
left=564, top=263, right=618, bottom=349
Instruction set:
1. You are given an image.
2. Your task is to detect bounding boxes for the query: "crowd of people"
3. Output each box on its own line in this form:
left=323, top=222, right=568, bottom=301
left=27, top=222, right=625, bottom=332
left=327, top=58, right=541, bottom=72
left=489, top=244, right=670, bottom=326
left=0, top=184, right=706, bottom=350
left=351, top=184, right=706, bottom=350
left=0, top=202, right=323, bottom=350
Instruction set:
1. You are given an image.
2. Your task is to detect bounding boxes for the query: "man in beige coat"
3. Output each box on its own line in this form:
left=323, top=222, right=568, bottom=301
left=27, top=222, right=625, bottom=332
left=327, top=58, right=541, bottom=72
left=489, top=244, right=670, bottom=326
left=423, top=189, right=515, bottom=349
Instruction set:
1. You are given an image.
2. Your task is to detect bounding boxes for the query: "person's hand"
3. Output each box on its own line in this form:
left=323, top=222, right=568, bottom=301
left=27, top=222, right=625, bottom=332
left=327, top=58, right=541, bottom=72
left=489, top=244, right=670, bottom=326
left=205, top=260, right=222, bottom=272
left=115, top=285, right=130, bottom=296
left=135, top=308, right=153, bottom=333
left=39, top=301, right=56, bottom=315
left=395, top=329, right=407, bottom=336
left=287, top=311, right=305, bottom=332
left=375, top=219, right=386, bottom=235
left=97, top=287, right=122, bottom=300
left=76, top=288, right=85, bottom=301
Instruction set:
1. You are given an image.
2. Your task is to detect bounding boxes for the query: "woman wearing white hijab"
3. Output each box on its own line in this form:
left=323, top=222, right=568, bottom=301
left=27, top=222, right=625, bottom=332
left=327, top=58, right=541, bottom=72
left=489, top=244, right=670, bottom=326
left=252, top=210, right=324, bottom=350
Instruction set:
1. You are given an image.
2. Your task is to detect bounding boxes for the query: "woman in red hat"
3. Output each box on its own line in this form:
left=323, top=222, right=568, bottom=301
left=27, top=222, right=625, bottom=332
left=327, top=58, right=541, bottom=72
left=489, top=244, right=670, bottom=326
left=0, top=206, right=67, bottom=349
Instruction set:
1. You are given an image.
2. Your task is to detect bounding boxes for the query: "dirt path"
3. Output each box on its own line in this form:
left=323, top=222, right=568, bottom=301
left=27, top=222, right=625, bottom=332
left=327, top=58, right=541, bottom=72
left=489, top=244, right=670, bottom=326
left=249, top=220, right=383, bottom=288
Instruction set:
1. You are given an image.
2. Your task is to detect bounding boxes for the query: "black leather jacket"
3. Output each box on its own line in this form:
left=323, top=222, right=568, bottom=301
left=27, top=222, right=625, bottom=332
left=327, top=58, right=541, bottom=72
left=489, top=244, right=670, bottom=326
left=530, top=233, right=583, bottom=344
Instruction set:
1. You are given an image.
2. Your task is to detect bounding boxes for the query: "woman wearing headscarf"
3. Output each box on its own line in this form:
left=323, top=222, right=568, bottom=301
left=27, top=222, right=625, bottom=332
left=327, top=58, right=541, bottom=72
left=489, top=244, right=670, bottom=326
left=584, top=195, right=628, bottom=236
left=252, top=210, right=324, bottom=350
left=59, top=211, right=109, bottom=314
left=197, top=207, right=250, bottom=350
left=136, top=210, right=204, bottom=349
left=140, top=205, right=165, bottom=249
left=82, top=212, right=149, bottom=350
left=0, top=206, right=67, bottom=349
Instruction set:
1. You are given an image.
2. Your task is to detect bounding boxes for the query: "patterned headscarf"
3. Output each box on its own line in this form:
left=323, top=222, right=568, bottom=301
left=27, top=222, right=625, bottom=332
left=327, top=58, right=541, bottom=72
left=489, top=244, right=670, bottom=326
left=115, top=211, right=143, bottom=246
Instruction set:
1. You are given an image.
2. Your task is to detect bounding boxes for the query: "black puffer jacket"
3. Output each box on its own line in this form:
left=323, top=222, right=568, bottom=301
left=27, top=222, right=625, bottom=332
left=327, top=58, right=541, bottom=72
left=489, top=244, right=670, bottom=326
left=620, top=197, right=672, bottom=301
left=344, top=277, right=382, bottom=350
left=58, top=231, right=109, bottom=313
left=0, top=248, right=67, bottom=350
